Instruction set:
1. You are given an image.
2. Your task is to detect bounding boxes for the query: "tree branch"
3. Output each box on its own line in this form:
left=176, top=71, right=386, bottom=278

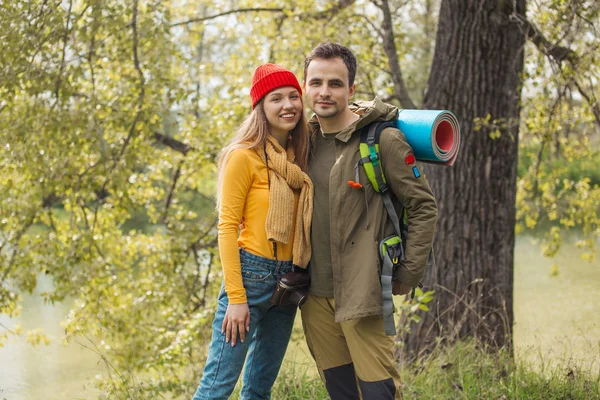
left=301, top=0, right=356, bottom=20
left=92, top=0, right=145, bottom=234
left=34, top=131, right=193, bottom=221
left=53, top=0, right=73, bottom=107
left=511, top=12, right=577, bottom=63
left=153, top=131, right=193, bottom=155
left=190, top=218, right=218, bottom=251
left=170, top=8, right=285, bottom=27
left=118, top=0, right=145, bottom=159
left=378, top=0, right=417, bottom=109
left=170, top=1, right=356, bottom=28
left=0, top=321, right=16, bottom=335
left=1, top=214, right=36, bottom=282
left=573, top=79, right=600, bottom=127
left=512, top=12, right=599, bottom=127
left=571, top=3, right=597, bottom=36
left=358, top=13, right=384, bottom=39
left=268, top=15, right=287, bottom=62
left=200, top=252, right=214, bottom=308
left=162, top=161, right=183, bottom=223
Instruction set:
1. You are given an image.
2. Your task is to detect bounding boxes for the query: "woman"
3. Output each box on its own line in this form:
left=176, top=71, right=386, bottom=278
left=192, top=64, right=313, bottom=400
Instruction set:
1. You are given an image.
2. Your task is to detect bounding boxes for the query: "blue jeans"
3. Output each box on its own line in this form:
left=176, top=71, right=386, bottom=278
left=192, top=249, right=297, bottom=400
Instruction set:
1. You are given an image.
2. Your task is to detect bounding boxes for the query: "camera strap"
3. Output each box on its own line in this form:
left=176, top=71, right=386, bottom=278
left=264, top=143, right=278, bottom=261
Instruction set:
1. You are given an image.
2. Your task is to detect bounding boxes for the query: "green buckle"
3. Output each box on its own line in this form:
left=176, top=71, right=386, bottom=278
left=380, top=235, right=402, bottom=262
left=369, top=145, right=379, bottom=166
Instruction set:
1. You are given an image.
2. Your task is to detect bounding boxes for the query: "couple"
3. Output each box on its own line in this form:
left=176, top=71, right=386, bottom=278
left=193, top=43, right=438, bottom=400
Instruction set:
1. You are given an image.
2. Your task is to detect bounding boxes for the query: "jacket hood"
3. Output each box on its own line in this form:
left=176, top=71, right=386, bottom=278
left=308, top=97, right=399, bottom=143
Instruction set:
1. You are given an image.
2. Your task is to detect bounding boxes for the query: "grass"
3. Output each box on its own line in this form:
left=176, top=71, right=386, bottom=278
left=513, top=236, right=600, bottom=375
left=263, top=235, right=600, bottom=399
left=271, top=363, right=329, bottom=400
left=402, top=340, right=599, bottom=400
left=270, top=340, right=600, bottom=399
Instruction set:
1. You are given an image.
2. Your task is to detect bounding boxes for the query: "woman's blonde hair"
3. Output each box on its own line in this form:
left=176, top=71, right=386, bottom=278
left=215, top=99, right=309, bottom=210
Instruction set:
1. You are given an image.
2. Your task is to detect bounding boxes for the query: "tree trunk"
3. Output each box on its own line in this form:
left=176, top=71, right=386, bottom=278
left=404, top=0, right=526, bottom=354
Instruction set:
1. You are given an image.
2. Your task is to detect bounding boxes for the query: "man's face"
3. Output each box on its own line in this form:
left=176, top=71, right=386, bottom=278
left=304, top=57, right=355, bottom=120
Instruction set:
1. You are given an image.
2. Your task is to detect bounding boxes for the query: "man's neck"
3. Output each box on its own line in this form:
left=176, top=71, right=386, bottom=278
left=318, top=109, right=360, bottom=134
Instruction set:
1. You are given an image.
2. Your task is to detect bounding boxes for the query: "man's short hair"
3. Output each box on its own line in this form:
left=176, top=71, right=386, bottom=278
left=304, top=43, right=357, bottom=87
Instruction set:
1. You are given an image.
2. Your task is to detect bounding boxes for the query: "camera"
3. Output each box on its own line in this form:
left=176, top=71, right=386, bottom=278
left=270, top=271, right=310, bottom=307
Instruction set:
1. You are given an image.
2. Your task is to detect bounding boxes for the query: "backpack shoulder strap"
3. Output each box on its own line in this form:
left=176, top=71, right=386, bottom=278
left=358, top=121, right=395, bottom=194
left=358, top=121, right=403, bottom=240
left=357, top=121, right=408, bottom=336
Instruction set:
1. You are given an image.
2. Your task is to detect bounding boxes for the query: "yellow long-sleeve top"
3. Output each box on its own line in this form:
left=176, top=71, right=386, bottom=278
left=219, top=148, right=300, bottom=304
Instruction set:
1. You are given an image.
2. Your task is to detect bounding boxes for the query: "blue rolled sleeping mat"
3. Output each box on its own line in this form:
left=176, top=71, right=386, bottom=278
left=394, top=109, right=461, bottom=166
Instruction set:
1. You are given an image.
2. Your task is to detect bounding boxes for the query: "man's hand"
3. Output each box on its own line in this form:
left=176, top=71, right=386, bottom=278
left=222, top=303, right=250, bottom=347
left=392, top=282, right=413, bottom=296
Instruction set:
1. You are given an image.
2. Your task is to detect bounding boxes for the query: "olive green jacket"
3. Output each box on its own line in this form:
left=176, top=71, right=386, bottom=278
left=308, top=98, right=438, bottom=322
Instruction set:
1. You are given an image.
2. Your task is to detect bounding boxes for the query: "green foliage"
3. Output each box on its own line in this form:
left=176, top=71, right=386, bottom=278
left=0, top=323, right=50, bottom=348
left=0, top=0, right=443, bottom=386
left=395, top=287, right=435, bottom=332
left=516, top=0, right=600, bottom=260
left=1, top=0, right=599, bottom=397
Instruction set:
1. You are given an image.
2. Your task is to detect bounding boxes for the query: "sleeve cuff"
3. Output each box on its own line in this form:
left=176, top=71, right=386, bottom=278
left=227, top=290, right=247, bottom=304
left=394, top=265, right=422, bottom=288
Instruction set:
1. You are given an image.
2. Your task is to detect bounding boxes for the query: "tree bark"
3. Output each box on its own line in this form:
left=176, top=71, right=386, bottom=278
left=379, top=0, right=417, bottom=109
left=405, top=0, right=526, bottom=354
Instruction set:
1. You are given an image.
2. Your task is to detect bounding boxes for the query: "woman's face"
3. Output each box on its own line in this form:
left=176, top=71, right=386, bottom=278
left=262, top=86, right=303, bottom=138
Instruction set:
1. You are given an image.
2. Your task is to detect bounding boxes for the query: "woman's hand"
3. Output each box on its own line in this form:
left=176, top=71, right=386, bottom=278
left=222, top=303, right=250, bottom=347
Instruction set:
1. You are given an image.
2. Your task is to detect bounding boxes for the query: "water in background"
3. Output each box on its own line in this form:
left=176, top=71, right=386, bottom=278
left=0, top=275, right=102, bottom=399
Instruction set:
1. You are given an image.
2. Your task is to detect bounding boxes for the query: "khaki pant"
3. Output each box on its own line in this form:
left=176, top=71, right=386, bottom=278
left=301, top=295, right=403, bottom=400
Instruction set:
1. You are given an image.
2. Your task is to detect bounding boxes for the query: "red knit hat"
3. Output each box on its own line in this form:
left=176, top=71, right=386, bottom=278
left=250, top=63, right=302, bottom=109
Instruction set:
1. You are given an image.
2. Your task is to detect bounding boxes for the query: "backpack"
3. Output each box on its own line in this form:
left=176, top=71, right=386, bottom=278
left=352, top=121, right=427, bottom=336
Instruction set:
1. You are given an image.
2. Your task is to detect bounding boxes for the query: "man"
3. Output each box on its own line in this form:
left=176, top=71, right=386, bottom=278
left=301, top=42, right=438, bottom=400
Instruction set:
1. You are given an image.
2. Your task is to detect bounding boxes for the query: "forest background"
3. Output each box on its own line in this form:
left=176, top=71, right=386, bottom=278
left=1, top=0, right=599, bottom=399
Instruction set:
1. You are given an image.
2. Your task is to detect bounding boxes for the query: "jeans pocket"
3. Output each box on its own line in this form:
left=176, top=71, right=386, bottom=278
left=241, top=263, right=273, bottom=282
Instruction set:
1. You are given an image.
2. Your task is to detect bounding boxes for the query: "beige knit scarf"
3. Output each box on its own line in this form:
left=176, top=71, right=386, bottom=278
left=256, top=136, right=313, bottom=268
